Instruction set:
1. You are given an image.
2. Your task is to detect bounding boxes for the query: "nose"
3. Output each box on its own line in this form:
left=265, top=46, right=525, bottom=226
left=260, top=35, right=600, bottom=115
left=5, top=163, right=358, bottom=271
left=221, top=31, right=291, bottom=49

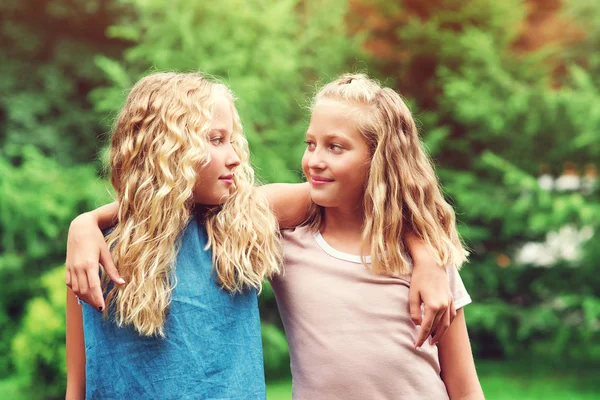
left=226, top=143, right=241, bottom=169
left=307, top=148, right=326, bottom=170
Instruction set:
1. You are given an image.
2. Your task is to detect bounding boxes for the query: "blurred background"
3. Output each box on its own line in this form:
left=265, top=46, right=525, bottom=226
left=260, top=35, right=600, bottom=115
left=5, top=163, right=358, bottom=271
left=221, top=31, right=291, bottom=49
left=0, top=0, right=599, bottom=398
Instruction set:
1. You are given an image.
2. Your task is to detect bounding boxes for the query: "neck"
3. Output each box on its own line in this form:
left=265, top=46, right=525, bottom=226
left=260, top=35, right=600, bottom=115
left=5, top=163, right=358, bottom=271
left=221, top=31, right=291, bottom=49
left=318, top=203, right=367, bottom=257
left=192, top=204, right=220, bottom=218
left=321, top=204, right=364, bottom=236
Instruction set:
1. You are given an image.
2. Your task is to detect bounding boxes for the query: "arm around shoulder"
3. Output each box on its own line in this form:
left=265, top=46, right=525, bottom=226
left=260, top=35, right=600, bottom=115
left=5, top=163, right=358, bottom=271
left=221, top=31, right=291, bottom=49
left=405, top=232, right=456, bottom=346
left=84, top=201, right=119, bottom=230
left=257, top=182, right=311, bottom=228
left=66, top=201, right=124, bottom=310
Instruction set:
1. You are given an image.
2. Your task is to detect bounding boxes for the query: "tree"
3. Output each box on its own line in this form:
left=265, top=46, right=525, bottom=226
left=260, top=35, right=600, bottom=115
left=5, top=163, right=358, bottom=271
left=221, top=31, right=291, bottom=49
left=0, top=0, right=127, bottom=165
left=354, top=0, right=600, bottom=360
left=91, top=0, right=365, bottom=183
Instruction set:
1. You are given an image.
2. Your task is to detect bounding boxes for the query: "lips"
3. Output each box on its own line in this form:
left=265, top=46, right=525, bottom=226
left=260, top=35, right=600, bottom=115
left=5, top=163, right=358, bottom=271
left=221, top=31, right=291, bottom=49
left=219, top=174, right=234, bottom=185
left=310, top=175, right=333, bottom=186
left=311, top=175, right=333, bottom=182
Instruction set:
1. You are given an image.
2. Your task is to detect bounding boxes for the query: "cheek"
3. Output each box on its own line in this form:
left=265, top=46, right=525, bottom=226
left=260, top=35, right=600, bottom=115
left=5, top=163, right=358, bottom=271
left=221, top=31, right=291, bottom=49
left=339, top=157, right=369, bottom=189
left=195, top=159, right=213, bottom=182
left=193, top=160, right=219, bottom=195
left=203, top=147, right=225, bottom=176
left=301, top=151, right=310, bottom=177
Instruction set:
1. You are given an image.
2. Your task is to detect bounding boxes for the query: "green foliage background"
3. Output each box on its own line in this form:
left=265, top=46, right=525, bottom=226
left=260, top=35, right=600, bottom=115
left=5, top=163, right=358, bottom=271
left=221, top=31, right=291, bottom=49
left=1, top=0, right=598, bottom=398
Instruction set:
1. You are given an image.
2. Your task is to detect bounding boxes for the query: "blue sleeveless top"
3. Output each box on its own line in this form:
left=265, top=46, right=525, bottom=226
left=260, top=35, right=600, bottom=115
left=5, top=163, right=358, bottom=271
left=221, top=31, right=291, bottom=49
left=81, top=216, right=266, bottom=399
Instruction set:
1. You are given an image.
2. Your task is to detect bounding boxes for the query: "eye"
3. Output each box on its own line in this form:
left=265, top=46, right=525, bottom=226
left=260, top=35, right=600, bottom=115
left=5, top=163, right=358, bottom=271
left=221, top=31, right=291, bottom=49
left=330, top=144, right=344, bottom=153
left=305, top=140, right=316, bottom=150
left=210, top=137, right=224, bottom=145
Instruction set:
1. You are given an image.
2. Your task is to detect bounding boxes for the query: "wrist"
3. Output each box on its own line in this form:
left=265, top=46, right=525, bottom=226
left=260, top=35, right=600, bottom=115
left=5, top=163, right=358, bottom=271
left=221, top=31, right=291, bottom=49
left=412, top=256, right=445, bottom=271
left=80, top=210, right=100, bottom=226
left=84, top=210, right=100, bottom=223
left=70, top=212, right=98, bottom=231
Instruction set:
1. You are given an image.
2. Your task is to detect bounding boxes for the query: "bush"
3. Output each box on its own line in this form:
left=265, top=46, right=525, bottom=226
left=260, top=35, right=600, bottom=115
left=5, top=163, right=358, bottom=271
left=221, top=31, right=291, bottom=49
left=11, top=266, right=67, bottom=400
left=262, top=322, right=291, bottom=381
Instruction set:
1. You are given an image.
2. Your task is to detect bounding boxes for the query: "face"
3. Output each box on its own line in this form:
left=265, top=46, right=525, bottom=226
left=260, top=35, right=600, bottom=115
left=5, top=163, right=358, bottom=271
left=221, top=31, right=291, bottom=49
left=193, top=93, right=241, bottom=205
left=302, top=98, right=372, bottom=210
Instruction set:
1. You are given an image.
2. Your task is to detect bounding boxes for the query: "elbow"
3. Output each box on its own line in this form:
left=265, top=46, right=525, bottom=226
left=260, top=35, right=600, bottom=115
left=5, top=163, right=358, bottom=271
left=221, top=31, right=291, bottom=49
left=451, top=389, right=485, bottom=400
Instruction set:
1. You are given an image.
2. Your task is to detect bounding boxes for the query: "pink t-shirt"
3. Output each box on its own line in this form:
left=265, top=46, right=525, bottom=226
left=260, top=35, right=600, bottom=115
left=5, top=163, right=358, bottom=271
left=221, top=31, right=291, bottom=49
left=271, top=225, right=472, bottom=400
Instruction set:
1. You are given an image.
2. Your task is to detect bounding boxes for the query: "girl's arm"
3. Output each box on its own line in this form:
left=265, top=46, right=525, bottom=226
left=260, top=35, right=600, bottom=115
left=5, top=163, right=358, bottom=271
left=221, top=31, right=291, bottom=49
left=66, top=183, right=454, bottom=347
left=64, top=184, right=309, bottom=308
left=406, top=233, right=457, bottom=347
left=260, top=183, right=457, bottom=346
left=66, top=203, right=123, bottom=310
left=257, top=182, right=311, bottom=228
left=438, top=309, right=484, bottom=400
left=66, top=288, right=86, bottom=399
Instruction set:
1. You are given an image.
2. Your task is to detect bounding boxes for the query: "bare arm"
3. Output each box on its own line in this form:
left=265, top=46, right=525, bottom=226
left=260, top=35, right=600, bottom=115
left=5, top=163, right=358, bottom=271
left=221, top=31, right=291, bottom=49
left=257, top=182, right=311, bottom=228
left=87, top=201, right=119, bottom=230
left=438, top=309, right=484, bottom=400
left=66, top=289, right=86, bottom=399
left=405, top=233, right=456, bottom=347
left=406, top=233, right=446, bottom=267
left=66, top=184, right=310, bottom=308
left=65, top=203, right=123, bottom=310
left=258, top=184, right=456, bottom=345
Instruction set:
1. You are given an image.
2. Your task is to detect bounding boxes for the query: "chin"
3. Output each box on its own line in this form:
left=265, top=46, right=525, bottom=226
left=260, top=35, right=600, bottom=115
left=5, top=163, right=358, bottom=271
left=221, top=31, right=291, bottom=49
left=193, top=193, right=231, bottom=205
left=310, top=192, right=339, bottom=208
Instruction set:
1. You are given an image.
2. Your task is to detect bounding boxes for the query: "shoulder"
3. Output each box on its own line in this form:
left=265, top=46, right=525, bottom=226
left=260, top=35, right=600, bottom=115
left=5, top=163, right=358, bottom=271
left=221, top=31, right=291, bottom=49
left=281, top=224, right=315, bottom=241
left=280, top=225, right=321, bottom=269
left=445, top=265, right=472, bottom=309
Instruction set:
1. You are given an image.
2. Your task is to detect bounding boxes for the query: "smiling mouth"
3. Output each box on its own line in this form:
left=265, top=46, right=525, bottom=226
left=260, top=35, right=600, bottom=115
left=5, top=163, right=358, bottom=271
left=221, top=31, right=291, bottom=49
left=219, top=174, right=234, bottom=184
left=310, top=176, right=333, bottom=186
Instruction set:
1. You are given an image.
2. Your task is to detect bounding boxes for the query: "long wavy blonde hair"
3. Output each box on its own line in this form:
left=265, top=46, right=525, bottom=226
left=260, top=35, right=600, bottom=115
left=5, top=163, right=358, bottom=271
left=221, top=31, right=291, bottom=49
left=104, top=72, right=281, bottom=337
left=304, top=73, right=467, bottom=276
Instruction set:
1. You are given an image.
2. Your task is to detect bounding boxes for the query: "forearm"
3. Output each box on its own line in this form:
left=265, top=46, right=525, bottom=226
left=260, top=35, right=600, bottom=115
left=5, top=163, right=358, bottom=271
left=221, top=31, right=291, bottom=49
left=439, top=310, right=484, bottom=400
left=405, top=232, right=443, bottom=268
left=83, top=202, right=118, bottom=230
left=447, top=383, right=484, bottom=400
left=451, top=392, right=485, bottom=400
left=66, top=385, right=85, bottom=400
left=66, top=289, right=86, bottom=398
left=258, top=183, right=311, bottom=228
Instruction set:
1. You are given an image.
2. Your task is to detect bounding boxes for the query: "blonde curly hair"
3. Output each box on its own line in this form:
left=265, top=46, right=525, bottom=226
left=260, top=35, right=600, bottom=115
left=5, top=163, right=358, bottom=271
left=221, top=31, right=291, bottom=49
left=104, top=72, right=281, bottom=337
left=304, top=73, right=467, bottom=276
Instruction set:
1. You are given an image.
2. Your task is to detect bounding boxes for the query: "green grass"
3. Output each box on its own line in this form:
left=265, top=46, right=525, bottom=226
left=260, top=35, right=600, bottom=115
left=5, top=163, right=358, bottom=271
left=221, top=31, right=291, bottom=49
left=266, top=380, right=293, bottom=399
left=2, top=360, right=597, bottom=399
left=266, top=359, right=600, bottom=400
left=476, top=360, right=599, bottom=400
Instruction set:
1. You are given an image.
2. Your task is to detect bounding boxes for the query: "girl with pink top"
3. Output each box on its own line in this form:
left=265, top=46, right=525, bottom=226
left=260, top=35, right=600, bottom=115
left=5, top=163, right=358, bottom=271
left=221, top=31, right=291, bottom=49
left=271, top=73, right=484, bottom=399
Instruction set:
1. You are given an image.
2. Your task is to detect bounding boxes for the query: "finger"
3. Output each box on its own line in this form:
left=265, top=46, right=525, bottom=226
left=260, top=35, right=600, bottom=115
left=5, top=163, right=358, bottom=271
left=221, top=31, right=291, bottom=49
left=65, top=269, right=72, bottom=289
left=100, top=244, right=125, bottom=285
left=415, top=307, right=435, bottom=348
left=430, top=307, right=451, bottom=345
left=87, top=269, right=105, bottom=312
left=409, top=289, right=422, bottom=326
left=429, top=307, right=446, bottom=338
left=70, top=269, right=80, bottom=296
left=75, top=269, right=93, bottom=306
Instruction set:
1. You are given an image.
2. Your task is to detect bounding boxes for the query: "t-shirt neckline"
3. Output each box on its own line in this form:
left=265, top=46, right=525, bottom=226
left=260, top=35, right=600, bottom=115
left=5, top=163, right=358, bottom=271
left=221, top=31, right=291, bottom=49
left=313, top=231, right=372, bottom=264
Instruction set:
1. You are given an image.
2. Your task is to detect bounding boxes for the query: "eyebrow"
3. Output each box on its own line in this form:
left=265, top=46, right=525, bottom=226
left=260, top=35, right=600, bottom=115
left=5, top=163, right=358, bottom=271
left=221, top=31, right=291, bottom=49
left=209, top=128, right=230, bottom=135
left=306, top=131, right=351, bottom=141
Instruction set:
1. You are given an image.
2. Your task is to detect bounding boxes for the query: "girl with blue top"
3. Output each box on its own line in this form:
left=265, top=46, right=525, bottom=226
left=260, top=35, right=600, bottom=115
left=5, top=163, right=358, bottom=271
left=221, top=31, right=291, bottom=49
left=66, top=72, right=283, bottom=399
left=66, top=72, right=456, bottom=399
